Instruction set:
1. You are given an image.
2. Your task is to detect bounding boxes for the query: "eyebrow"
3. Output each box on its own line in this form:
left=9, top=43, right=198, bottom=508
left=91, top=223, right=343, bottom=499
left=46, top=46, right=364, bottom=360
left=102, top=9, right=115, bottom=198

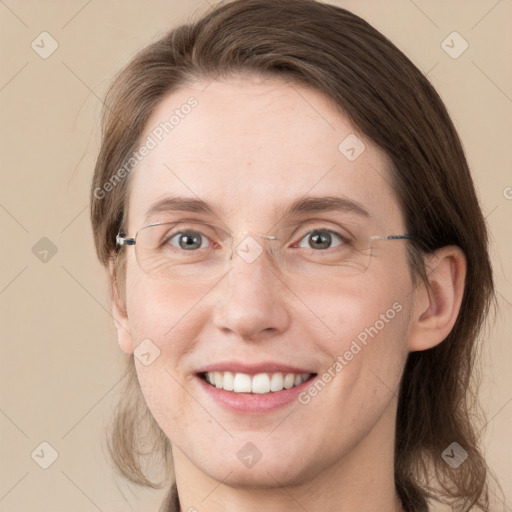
left=143, top=195, right=370, bottom=226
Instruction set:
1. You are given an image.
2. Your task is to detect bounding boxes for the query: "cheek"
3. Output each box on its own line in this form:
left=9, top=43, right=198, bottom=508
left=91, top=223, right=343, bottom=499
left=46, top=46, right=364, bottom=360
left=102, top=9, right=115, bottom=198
left=309, top=271, right=411, bottom=399
left=309, top=268, right=409, bottom=347
left=297, top=283, right=410, bottom=451
left=124, top=259, right=205, bottom=346
left=124, top=274, right=205, bottom=434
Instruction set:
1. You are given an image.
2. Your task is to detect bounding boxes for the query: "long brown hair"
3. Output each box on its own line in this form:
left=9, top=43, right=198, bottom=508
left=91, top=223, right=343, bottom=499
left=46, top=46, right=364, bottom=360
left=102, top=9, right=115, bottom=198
left=90, top=1, right=497, bottom=510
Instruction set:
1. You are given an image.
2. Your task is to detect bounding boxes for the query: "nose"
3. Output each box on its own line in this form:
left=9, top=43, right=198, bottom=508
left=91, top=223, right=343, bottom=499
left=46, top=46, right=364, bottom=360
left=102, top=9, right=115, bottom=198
left=211, top=234, right=290, bottom=342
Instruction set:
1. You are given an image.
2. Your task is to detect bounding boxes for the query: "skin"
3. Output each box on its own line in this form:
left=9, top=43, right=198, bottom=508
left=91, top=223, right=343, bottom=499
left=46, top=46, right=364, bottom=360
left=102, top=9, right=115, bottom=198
left=111, top=74, right=466, bottom=512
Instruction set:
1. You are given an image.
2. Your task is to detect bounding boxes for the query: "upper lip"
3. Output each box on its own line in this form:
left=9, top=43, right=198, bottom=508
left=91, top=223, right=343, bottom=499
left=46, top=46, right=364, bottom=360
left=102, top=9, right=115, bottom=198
left=196, top=361, right=316, bottom=376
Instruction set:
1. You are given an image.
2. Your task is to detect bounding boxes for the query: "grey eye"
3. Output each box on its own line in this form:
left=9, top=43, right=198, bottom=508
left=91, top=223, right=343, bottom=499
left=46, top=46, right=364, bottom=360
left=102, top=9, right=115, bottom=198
left=297, top=229, right=344, bottom=250
left=168, top=231, right=211, bottom=251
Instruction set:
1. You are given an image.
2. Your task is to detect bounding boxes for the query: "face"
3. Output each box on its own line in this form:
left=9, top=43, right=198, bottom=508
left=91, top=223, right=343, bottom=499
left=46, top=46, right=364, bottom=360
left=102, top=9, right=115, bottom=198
left=116, top=74, right=417, bottom=489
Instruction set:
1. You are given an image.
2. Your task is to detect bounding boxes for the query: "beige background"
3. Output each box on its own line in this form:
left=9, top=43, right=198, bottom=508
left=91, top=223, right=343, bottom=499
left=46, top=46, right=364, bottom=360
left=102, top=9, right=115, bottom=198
left=0, top=0, right=510, bottom=510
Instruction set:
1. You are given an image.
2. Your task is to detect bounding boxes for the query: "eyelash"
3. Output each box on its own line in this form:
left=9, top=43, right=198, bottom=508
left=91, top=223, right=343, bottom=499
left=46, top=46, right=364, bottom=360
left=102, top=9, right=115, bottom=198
left=162, top=225, right=352, bottom=252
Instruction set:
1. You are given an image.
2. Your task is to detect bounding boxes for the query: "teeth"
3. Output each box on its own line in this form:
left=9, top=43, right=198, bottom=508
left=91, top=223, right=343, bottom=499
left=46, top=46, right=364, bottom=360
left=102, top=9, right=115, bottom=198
left=252, top=373, right=270, bottom=394
left=284, top=373, right=295, bottom=389
left=270, top=372, right=284, bottom=392
left=214, top=371, right=223, bottom=389
left=203, top=371, right=311, bottom=394
left=222, top=371, right=234, bottom=391
left=233, top=373, right=252, bottom=393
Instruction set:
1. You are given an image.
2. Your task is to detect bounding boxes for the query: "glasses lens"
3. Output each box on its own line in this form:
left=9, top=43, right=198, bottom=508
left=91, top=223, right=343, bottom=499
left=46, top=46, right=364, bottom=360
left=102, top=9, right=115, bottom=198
left=269, top=223, right=373, bottom=278
left=135, top=222, right=228, bottom=280
left=134, top=221, right=375, bottom=281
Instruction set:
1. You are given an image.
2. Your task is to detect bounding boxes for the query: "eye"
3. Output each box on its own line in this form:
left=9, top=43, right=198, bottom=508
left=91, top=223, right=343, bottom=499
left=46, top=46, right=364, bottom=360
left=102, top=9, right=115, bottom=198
left=296, top=228, right=346, bottom=250
left=166, top=230, right=213, bottom=251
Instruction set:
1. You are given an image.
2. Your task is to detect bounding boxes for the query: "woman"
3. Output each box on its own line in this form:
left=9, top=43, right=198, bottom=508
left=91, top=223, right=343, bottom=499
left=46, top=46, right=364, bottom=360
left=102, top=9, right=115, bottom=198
left=90, top=0, right=498, bottom=510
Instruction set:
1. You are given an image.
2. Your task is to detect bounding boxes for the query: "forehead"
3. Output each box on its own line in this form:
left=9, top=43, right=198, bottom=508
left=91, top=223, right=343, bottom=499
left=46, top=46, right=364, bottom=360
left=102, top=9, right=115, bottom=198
left=126, top=75, right=403, bottom=233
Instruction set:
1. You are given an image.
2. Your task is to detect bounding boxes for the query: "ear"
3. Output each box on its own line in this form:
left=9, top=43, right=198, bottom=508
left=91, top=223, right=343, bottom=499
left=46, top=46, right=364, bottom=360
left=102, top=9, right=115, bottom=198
left=108, top=258, right=135, bottom=355
left=408, top=246, right=466, bottom=352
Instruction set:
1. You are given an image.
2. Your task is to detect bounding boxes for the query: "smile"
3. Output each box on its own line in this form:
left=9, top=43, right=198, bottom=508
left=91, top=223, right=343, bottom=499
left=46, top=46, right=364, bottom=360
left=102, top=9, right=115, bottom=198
left=200, top=371, right=314, bottom=394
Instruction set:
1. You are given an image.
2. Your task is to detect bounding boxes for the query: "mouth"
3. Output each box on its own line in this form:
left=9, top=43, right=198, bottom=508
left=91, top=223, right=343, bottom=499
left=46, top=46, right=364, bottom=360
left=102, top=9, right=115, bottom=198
left=198, top=371, right=317, bottom=394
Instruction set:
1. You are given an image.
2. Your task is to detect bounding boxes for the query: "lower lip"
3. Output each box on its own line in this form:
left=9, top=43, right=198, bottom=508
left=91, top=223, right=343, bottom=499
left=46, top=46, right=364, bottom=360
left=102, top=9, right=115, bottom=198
left=196, top=374, right=316, bottom=414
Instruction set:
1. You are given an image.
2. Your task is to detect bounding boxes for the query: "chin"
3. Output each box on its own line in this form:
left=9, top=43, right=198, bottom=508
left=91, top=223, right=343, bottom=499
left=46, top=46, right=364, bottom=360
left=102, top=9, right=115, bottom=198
left=212, top=463, right=307, bottom=489
left=197, top=445, right=319, bottom=489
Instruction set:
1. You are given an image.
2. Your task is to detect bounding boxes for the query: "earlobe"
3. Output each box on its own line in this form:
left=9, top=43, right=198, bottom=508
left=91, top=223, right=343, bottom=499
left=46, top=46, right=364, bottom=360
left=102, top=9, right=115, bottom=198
left=408, top=246, right=466, bottom=352
left=108, top=258, right=135, bottom=355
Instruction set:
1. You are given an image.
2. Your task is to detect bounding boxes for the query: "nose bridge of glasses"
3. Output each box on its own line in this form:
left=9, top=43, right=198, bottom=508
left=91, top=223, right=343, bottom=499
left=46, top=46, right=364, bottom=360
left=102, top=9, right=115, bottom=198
left=235, top=231, right=278, bottom=241
left=227, top=231, right=280, bottom=265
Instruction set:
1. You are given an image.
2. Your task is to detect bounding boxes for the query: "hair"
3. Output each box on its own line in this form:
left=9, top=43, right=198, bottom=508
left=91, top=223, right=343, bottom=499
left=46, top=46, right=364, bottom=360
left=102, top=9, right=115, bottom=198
left=90, top=1, right=498, bottom=510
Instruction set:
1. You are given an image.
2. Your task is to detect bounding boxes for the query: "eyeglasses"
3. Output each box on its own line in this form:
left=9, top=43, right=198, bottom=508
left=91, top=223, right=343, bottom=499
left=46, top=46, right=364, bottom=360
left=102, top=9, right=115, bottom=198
left=116, top=220, right=414, bottom=282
